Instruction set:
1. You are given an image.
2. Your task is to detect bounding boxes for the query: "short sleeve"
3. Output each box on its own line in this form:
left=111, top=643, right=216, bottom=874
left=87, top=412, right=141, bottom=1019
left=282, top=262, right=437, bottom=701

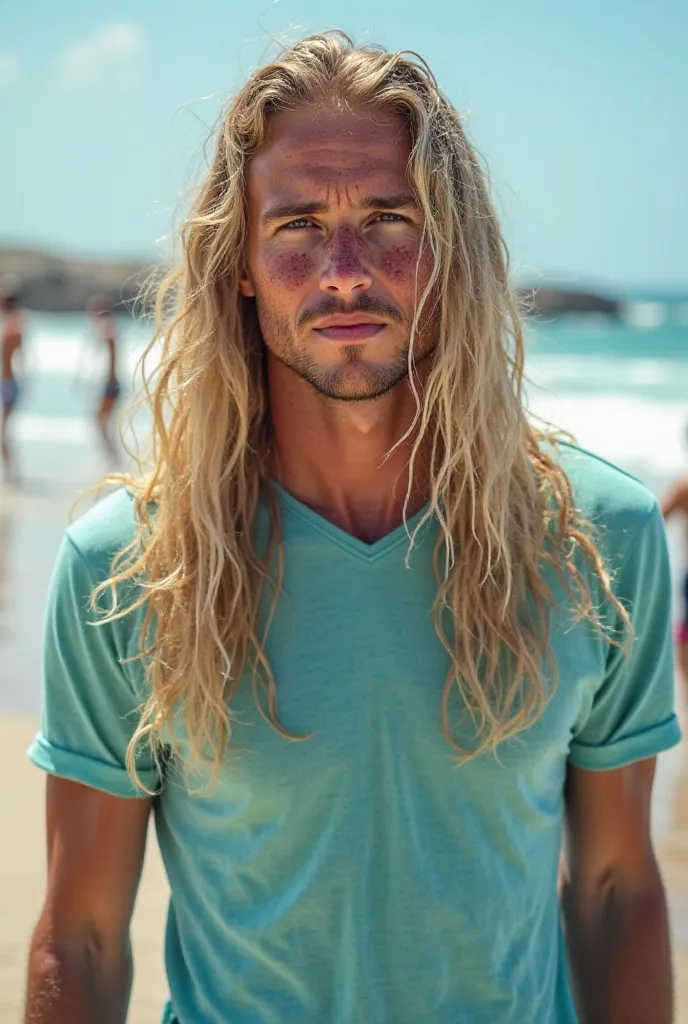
left=27, top=532, right=159, bottom=797
left=569, top=501, right=681, bottom=771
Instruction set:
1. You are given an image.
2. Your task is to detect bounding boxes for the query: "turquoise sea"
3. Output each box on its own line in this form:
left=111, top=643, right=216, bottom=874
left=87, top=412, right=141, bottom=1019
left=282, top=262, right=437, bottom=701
left=9, top=298, right=688, bottom=497
left=11, top=299, right=688, bottom=633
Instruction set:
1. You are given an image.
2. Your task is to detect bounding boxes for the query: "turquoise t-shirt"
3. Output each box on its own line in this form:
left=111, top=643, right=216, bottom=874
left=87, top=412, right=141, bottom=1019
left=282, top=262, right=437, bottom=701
left=29, top=442, right=681, bottom=1024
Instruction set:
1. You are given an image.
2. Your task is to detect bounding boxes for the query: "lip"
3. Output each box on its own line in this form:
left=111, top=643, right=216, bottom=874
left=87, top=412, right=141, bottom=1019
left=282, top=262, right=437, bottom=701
left=312, top=313, right=387, bottom=342
left=313, top=323, right=385, bottom=341
left=313, top=312, right=387, bottom=329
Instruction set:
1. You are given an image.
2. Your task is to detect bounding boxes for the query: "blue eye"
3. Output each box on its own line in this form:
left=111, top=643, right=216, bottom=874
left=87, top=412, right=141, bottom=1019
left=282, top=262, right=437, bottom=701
left=375, top=212, right=406, bottom=223
left=282, top=218, right=314, bottom=230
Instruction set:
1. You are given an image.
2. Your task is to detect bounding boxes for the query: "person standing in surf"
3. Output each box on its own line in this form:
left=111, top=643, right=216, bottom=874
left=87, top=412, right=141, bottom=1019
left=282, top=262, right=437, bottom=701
left=88, top=296, right=121, bottom=459
left=1, top=286, right=24, bottom=482
left=662, top=474, right=688, bottom=708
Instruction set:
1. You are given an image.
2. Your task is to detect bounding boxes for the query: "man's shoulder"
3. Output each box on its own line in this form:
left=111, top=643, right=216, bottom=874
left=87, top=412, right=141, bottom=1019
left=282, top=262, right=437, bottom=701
left=66, top=486, right=139, bottom=581
left=550, top=440, right=658, bottom=553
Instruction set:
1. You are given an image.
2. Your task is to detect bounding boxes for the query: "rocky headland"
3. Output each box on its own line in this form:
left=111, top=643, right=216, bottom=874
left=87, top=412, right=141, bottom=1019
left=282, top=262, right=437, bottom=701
left=0, top=245, right=620, bottom=318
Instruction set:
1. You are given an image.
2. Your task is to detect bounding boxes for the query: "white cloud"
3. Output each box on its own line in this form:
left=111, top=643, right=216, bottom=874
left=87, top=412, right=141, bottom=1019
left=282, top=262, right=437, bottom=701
left=56, top=21, right=146, bottom=94
left=0, top=53, right=20, bottom=90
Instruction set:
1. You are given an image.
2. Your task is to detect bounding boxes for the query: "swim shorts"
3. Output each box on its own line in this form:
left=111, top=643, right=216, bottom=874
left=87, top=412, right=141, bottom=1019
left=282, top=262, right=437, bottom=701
left=1, top=378, right=19, bottom=411
left=103, top=378, right=121, bottom=401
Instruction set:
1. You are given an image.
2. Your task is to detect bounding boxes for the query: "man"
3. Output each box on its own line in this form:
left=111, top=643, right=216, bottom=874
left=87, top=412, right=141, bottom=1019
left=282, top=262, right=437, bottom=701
left=87, top=295, right=121, bottom=459
left=1, top=286, right=23, bottom=480
left=25, top=32, right=680, bottom=1024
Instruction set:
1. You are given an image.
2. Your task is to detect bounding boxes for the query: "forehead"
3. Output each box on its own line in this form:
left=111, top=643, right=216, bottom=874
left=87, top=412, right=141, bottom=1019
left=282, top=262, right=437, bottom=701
left=247, top=104, right=412, bottom=205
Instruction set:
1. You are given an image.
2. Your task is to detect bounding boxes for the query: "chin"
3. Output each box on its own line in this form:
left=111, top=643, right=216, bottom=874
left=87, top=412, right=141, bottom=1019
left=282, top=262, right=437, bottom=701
left=305, top=363, right=409, bottom=402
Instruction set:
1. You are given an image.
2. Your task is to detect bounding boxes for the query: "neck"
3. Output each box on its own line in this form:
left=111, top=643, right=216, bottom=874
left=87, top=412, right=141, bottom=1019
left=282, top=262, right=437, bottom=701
left=267, top=356, right=432, bottom=543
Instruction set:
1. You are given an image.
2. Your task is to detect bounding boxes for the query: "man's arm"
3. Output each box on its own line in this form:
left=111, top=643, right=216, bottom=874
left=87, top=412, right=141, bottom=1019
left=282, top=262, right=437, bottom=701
left=561, top=758, right=672, bottom=1024
left=25, top=776, right=152, bottom=1024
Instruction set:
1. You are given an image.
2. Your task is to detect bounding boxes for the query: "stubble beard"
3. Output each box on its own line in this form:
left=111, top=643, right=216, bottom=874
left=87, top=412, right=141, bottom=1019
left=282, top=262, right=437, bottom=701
left=257, top=305, right=412, bottom=403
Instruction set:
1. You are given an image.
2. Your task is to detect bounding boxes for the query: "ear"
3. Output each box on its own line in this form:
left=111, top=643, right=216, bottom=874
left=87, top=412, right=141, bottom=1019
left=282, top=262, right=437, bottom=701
left=239, top=268, right=256, bottom=298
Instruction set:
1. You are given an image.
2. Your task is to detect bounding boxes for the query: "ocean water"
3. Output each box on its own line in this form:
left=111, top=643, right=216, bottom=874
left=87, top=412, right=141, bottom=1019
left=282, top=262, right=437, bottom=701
left=10, top=303, right=688, bottom=612
left=526, top=302, right=688, bottom=495
left=9, top=303, right=688, bottom=497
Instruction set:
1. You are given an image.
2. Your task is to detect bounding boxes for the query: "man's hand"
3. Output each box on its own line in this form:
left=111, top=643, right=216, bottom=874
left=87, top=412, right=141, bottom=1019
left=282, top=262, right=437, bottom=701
left=561, top=758, right=672, bottom=1024
left=25, top=776, right=152, bottom=1023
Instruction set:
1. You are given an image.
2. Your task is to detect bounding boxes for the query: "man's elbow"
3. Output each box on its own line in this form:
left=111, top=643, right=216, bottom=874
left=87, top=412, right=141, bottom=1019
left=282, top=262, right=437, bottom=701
left=565, top=854, right=669, bottom=931
left=25, top=910, right=132, bottom=1023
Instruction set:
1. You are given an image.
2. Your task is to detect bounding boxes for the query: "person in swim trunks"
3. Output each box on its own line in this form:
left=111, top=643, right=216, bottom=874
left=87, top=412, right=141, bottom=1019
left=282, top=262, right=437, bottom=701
left=88, top=296, right=121, bottom=458
left=662, top=476, right=688, bottom=703
left=679, top=572, right=688, bottom=647
left=1, top=288, right=23, bottom=480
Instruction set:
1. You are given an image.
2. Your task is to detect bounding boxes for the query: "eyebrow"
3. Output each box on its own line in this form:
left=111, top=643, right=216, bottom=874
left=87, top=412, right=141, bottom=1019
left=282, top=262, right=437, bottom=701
left=261, top=193, right=419, bottom=225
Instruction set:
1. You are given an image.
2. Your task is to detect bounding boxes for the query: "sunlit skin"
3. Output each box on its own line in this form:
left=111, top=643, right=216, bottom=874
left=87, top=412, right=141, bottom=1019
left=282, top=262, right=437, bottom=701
left=240, top=104, right=438, bottom=542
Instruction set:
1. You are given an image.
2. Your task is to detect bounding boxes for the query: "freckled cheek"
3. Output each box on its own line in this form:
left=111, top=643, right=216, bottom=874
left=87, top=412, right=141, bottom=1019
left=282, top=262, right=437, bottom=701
left=375, top=244, right=434, bottom=289
left=258, top=252, right=316, bottom=292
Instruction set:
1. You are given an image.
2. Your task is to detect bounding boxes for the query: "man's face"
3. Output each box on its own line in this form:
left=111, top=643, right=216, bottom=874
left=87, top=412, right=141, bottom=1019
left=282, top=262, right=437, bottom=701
left=241, top=103, right=437, bottom=401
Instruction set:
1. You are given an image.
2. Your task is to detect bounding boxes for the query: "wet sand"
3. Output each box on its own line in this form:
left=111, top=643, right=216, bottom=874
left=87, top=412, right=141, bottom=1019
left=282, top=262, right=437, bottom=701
left=1, top=475, right=687, bottom=1020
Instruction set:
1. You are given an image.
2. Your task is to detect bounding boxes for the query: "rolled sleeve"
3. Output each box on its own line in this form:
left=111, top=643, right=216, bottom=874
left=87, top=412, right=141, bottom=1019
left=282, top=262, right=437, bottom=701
left=27, top=532, right=158, bottom=797
left=569, top=502, right=682, bottom=771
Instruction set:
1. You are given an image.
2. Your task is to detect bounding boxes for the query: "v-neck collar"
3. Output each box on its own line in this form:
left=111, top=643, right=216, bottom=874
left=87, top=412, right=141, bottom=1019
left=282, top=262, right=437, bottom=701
left=272, top=481, right=432, bottom=565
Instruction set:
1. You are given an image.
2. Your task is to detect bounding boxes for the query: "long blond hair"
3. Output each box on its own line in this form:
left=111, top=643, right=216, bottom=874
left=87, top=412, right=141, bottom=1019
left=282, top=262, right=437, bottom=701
left=95, top=31, right=628, bottom=788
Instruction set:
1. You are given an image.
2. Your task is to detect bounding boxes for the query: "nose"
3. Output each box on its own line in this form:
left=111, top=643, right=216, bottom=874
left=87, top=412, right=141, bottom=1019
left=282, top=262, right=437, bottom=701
left=319, top=228, right=373, bottom=297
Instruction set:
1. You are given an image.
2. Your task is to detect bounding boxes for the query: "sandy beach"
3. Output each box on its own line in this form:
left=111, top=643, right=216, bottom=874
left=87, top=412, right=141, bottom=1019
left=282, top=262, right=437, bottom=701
left=0, top=466, right=168, bottom=1020
left=0, top=712, right=169, bottom=1022
left=2, top=475, right=688, bottom=1021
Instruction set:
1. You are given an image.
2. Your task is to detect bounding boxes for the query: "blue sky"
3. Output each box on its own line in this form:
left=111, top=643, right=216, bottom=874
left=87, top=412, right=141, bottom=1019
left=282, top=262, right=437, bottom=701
left=1, top=0, right=686, bottom=289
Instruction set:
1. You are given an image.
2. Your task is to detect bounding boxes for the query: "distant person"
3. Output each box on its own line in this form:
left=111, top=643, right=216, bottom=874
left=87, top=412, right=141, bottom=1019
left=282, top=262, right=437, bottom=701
left=1, top=288, right=23, bottom=481
left=88, top=296, right=121, bottom=458
left=662, top=475, right=688, bottom=700
left=25, top=34, right=679, bottom=1024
